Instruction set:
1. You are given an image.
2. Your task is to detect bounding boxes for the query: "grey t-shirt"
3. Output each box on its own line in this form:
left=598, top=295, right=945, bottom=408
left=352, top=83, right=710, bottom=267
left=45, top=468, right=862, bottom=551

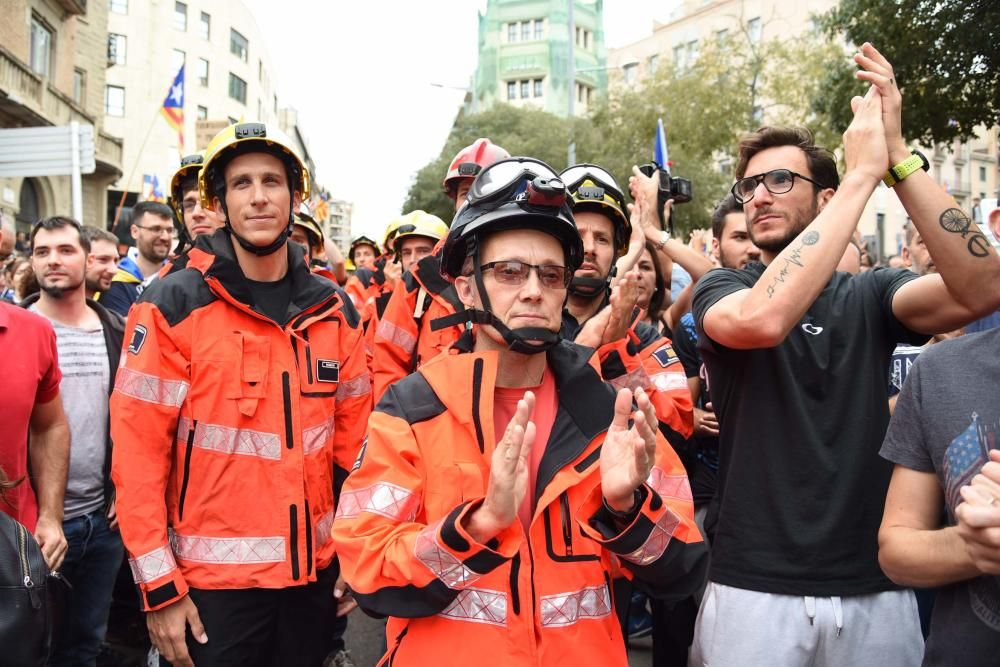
left=30, top=308, right=109, bottom=520
left=880, top=328, right=1000, bottom=666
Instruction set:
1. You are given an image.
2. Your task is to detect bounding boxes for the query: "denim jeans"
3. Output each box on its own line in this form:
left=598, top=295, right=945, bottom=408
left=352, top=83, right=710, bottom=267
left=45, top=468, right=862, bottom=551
left=49, top=507, right=124, bottom=667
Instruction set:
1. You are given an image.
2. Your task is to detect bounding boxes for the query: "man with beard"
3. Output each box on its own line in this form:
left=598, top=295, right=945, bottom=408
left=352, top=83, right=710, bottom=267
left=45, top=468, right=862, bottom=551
left=689, top=45, right=1000, bottom=666
left=101, top=201, right=174, bottom=316
left=82, top=225, right=120, bottom=299
left=25, top=216, right=125, bottom=665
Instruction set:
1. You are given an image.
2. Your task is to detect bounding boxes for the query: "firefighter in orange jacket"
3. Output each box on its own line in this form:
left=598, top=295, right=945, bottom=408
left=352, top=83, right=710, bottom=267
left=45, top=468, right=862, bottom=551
left=111, top=121, right=371, bottom=667
left=371, top=138, right=510, bottom=399
left=332, top=157, right=707, bottom=666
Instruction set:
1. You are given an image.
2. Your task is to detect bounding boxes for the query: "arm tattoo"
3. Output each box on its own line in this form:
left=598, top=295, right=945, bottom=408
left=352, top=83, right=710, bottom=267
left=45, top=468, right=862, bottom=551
left=939, top=208, right=991, bottom=258
left=765, top=232, right=816, bottom=298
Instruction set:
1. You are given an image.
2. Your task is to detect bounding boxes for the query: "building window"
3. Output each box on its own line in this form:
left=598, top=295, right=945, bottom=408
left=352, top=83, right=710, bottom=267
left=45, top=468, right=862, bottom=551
left=171, top=49, right=185, bottom=74
left=174, top=1, right=187, bottom=31
left=507, top=81, right=516, bottom=100
left=716, top=28, right=729, bottom=42
left=521, top=21, right=531, bottom=41
left=686, top=40, right=699, bottom=63
left=648, top=54, right=659, bottom=73
left=197, top=58, right=209, bottom=86
left=29, top=15, right=53, bottom=77
left=981, top=166, right=988, bottom=181
left=507, top=23, right=517, bottom=42
left=108, top=0, right=127, bottom=13
left=673, top=44, right=685, bottom=70
left=258, top=59, right=264, bottom=82
left=230, top=29, right=248, bottom=62
left=257, top=98, right=264, bottom=120
left=199, top=12, right=210, bottom=40
left=520, top=80, right=529, bottom=99
left=534, top=19, right=544, bottom=40
left=108, top=33, right=126, bottom=66
left=747, top=17, right=762, bottom=43
left=197, top=105, right=208, bottom=120
left=584, top=30, right=590, bottom=50
left=624, top=63, right=638, bottom=85
left=229, top=73, right=247, bottom=104
left=273, top=94, right=277, bottom=112
left=73, top=68, right=85, bottom=105
left=575, top=26, right=581, bottom=46
left=105, top=85, right=125, bottom=116
left=533, top=78, right=543, bottom=97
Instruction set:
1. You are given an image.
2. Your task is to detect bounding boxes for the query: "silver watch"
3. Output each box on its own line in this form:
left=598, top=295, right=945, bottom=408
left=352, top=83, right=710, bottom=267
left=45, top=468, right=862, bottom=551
left=654, top=229, right=670, bottom=251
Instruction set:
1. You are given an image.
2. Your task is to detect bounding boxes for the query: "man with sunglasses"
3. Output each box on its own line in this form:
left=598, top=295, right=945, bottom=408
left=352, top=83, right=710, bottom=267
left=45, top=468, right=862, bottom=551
left=333, top=157, right=706, bottom=666
left=371, top=139, right=510, bottom=401
left=689, top=45, right=1000, bottom=666
left=101, top=200, right=175, bottom=316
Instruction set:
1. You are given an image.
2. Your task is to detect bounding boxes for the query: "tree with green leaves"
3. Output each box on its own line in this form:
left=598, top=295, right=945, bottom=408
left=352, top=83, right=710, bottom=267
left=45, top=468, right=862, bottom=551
left=817, top=0, right=999, bottom=144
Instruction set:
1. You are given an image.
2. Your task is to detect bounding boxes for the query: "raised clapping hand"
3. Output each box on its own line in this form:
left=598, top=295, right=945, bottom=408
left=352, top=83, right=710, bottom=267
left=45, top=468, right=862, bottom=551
left=853, top=43, right=908, bottom=162
left=573, top=270, right=640, bottom=349
left=464, top=392, right=536, bottom=542
left=955, top=449, right=1000, bottom=575
left=843, top=84, right=890, bottom=185
left=601, top=388, right=659, bottom=513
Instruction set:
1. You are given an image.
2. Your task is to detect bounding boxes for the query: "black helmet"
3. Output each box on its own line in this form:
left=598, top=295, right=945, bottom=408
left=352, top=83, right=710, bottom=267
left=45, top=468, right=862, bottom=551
left=433, top=157, right=583, bottom=355
left=440, top=157, right=583, bottom=280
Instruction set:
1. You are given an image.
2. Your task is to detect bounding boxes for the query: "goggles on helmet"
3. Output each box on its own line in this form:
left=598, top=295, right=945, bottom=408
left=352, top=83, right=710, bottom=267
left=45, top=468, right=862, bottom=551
left=560, top=164, right=626, bottom=206
left=467, top=157, right=566, bottom=210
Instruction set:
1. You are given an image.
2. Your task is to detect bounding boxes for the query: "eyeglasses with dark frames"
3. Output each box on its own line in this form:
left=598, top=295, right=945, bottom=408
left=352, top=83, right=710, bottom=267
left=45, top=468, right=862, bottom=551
left=731, top=169, right=830, bottom=204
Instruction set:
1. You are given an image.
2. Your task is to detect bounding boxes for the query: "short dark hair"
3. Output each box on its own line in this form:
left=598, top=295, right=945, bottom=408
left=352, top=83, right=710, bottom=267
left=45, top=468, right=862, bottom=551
left=179, top=174, right=199, bottom=197
left=81, top=225, right=119, bottom=247
left=903, top=221, right=917, bottom=246
left=131, top=201, right=174, bottom=226
left=735, top=126, right=840, bottom=191
left=710, top=194, right=744, bottom=240
left=30, top=216, right=90, bottom=253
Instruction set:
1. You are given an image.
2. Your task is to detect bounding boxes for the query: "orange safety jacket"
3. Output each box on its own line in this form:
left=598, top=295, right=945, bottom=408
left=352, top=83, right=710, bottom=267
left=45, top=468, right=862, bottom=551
left=332, top=335, right=707, bottom=666
left=110, top=233, right=372, bottom=611
left=371, top=252, right=465, bottom=402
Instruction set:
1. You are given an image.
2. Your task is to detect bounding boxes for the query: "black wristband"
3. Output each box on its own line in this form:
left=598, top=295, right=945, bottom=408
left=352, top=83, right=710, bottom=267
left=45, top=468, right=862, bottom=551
left=602, top=489, right=642, bottom=521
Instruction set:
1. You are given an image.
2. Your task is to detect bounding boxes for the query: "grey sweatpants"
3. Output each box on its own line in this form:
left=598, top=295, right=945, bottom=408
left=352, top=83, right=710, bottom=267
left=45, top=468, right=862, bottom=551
left=689, top=582, right=923, bottom=667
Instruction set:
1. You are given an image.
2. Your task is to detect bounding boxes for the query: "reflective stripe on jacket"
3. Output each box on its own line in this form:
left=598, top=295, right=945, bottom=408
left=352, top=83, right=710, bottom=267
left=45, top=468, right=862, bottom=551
left=111, top=233, right=371, bottom=611
left=333, top=336, right=707, bottom=666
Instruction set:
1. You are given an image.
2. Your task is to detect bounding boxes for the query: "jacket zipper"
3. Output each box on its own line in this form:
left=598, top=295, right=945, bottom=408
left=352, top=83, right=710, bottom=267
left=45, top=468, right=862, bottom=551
left=304, top=499, right=313, bottom=577
left=289, top=504, right=300, bottom=580
left=303, top=329, right=314, bottom=384
left=509, top=553, right=521, bottom=615
left=282, top=372, right=294, bottom=449
left=471, top=359, right=485, bottom=453
left=560, top=492, right=574, bottom=556
left=177, top=420, right=197, bottom=521
left=16, top=522, right=41, bottom=609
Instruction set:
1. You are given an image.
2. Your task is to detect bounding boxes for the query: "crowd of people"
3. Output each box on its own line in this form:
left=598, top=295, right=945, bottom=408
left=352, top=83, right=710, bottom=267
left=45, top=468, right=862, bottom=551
left=2, top=43, right=1000, bottom=667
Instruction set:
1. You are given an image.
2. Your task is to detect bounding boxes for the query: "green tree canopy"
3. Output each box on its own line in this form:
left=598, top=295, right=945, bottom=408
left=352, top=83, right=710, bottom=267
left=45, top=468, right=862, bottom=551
left=405, top=28, right=846, bottom=235
left=817, top=0, right=999, bottom=144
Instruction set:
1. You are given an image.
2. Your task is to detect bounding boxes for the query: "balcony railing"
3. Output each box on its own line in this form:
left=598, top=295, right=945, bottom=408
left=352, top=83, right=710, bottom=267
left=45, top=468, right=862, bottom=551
left=0, top=46, right=121, bottom=174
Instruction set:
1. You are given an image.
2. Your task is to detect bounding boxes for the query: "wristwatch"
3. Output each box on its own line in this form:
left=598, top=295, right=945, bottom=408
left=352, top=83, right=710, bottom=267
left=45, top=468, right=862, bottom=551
left=654, top=229, right=671, bottom=251
left=883, top=150, right=929, bottom=187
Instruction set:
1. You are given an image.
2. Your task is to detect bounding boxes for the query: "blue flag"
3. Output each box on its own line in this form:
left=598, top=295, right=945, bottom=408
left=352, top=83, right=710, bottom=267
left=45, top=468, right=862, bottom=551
left=654, top=118, right=669, bottom=171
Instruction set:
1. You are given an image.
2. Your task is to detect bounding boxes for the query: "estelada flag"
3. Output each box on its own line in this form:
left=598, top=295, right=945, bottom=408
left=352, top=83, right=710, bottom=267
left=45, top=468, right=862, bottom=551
left=161, top=65, right=185, bottom=150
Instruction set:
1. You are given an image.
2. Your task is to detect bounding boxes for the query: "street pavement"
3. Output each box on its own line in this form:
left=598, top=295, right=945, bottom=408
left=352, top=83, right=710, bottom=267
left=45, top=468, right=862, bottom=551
left=343, top=610, right=653, bottom=666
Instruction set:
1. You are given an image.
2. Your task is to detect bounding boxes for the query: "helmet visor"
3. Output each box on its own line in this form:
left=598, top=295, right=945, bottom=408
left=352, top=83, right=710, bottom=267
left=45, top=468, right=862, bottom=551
left=469, top=158, right=561, bottom=205
left=560, top=164, right=626, bottom=206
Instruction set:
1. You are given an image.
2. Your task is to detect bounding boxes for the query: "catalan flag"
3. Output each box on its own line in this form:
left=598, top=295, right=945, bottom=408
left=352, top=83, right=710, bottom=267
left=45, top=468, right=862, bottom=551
left=161, top=65, right=185, bottom=150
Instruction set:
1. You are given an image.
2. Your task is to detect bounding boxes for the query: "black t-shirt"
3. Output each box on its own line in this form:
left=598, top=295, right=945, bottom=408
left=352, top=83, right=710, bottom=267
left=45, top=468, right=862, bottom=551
left=247, top=274, right=292, bottom=325
left=673, top=311, right=719, bottom=507
left=692, top=264, right=926, bottom=596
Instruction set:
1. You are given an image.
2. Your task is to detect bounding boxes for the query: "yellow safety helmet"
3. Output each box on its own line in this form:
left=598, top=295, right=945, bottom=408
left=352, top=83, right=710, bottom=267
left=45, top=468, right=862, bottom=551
left=560, top=164, right=631, bottom=258
left=293, top=203, right=324, bottom=249
left=199, top=121, right=310, bottom=210
left=391, top=210, right=449, bottom=253
left=382, top=217, right=403, bottom=254
left=169, top=151, right=205, bottom=222
left=199, top=121, right=311, bottom=256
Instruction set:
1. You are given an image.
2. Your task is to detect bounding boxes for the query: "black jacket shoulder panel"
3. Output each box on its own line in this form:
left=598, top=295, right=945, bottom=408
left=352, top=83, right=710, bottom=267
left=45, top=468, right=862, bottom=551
left=139, top=269, right=217, bottom=328
left=376, top=371, right=447, bottom=426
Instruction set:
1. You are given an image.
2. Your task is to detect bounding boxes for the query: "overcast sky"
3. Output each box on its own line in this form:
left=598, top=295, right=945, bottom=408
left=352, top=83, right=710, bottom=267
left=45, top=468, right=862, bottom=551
left=241, top=1, right=674, bottom=239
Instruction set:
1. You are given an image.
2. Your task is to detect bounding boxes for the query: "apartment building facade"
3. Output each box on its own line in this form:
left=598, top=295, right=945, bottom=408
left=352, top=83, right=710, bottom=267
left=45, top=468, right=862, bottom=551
left=0, top=0, right=124, bottom=233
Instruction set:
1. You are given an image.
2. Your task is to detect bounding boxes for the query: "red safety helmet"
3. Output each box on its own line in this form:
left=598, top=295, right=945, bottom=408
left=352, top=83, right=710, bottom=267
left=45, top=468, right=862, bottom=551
left=442, top=138, right=510, bottom=200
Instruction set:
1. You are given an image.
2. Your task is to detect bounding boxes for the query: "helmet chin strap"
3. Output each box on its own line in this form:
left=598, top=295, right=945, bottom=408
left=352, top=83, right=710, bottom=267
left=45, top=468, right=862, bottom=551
left=567, top=263, right=616, bottom=300
left=430, top=242, right=563, bottom=355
